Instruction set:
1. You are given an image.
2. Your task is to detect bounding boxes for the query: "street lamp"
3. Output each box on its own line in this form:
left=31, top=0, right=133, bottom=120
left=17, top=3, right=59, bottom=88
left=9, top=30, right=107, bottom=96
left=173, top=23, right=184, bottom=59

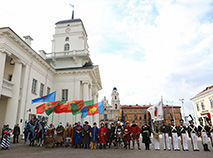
left=179, top=99, right=185, bottom=122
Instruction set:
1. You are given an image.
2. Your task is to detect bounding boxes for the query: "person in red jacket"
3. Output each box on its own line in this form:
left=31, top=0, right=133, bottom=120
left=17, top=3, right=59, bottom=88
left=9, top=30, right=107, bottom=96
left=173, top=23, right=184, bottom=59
left=1, top=124, right=13, bottom=150
left=98, top=123, right=107, bottom=149
left=123, top=121, right=131, bottom=149
left=131, top=120, right=141, bottom=150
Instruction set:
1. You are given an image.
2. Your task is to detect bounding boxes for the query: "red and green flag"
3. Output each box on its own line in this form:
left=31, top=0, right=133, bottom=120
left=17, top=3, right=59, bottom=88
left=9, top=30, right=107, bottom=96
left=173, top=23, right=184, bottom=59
left=36, top=103, right=45, bottom=114
left=45, top=100, right=66, bottom=116
left=54, top=100, right=83, bottom=113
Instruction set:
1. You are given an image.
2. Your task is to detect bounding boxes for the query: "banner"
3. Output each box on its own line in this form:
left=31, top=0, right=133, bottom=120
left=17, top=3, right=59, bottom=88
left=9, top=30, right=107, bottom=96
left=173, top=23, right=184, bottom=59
left=32, top=91, right=56, bottom=104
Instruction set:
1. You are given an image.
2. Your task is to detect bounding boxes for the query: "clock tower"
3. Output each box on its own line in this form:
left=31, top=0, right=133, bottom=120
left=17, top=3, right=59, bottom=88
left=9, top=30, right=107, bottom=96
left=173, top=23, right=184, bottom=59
left=46, top=19, right=92, bottom=69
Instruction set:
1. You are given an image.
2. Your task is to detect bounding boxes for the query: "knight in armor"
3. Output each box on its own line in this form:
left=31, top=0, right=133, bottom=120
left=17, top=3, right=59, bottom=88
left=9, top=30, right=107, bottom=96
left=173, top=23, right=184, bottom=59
left=108, top=123, right=116, bottom=148
left=169, top=119, right=180, bottom=151
left=90, top=122, right=99, bottom=150
left=98, top=123, right=107, bottom=149
left=198, top=117, right=210, bottom=151
left=160, top=120, right=171, bottom=151
left=141, top=115, right=151, bottom=150
left=178, top=119, right=189, bottom=151
left=114, top=122, right=123, bottom=149
left=1, top=124, right=13, bottom=150
left=74, top=122, right=83, bottom=148
left=131, top=120, right=141, bottom=150
left=123, top=121, right=131, bottom=149
left=153, top=121, right=160, bottom=151
left=187, top=115, right=199, bottom=151
left=44, top=123, right=55, bottom=148
left=82, top=121, right=91, bottom=149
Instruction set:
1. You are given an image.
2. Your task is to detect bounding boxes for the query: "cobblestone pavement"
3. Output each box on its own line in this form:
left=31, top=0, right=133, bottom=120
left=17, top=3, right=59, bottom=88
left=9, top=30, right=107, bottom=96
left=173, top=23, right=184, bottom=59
left=0, top=138, right=212, bottom=158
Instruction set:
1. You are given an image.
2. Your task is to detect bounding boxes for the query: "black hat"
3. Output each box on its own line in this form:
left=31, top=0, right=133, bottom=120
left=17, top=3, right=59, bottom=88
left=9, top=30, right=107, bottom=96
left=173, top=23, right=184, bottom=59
left=198, top=117, right=203, bottom=123
left=179, top=119, right=184, bottom=123
left=85, top=121, right=89, bottom=124
left=93, top=122, right=97, bottom=125
left=189, top=114, right=194, bottom=124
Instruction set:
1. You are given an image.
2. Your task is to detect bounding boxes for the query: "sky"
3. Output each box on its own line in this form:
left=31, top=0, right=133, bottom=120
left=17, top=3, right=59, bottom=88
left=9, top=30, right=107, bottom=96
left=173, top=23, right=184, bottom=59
left=0, top=0, right=212, bottom=117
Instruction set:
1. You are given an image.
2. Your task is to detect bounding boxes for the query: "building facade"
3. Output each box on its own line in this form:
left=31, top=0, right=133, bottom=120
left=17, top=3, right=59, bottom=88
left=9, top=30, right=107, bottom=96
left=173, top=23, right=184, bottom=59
left=99, top=87, right=120, bottom=127
left=0, top=18, right=102, bottom=133
left=190, top=85, right=213, bottom=124
left=120, top=104, right=181, bottom=127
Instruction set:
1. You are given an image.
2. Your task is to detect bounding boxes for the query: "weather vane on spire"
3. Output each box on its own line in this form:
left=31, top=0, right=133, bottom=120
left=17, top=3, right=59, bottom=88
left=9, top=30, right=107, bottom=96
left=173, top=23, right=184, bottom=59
left=70, top=4, right=74, bottom=19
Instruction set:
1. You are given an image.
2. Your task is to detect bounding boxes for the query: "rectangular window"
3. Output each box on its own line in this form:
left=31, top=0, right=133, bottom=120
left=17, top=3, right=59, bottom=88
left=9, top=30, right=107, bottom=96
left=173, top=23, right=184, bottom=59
left=39, top=83, right=44, bottom=96
left=62, top=89, right=68, bottom=101
left=104, top=114, right=107, bottom=120
left=201, top=102, right=205, bottom=110
left=210, top=99, right=213, bottom=109
left=196, top=103, right=200, bottom=111
left=47, top=87, right=50, bottom=95
left=31, top=79, right=37, bottom=94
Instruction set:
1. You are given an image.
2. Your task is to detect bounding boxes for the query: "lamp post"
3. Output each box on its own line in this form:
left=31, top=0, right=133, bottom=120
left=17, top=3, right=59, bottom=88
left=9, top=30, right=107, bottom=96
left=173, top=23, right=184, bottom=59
left=179, top=99, right=185, bottom=122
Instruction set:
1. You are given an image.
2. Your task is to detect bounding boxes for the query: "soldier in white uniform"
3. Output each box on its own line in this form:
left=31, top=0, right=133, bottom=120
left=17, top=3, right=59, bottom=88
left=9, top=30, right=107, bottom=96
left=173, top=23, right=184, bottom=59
left=198, top=118, right=210, bottom=151
left=206, top=119, right=213, bottom=147
left=160, top=121, right=171, bottom=151
left=169, top=119, right=180, bottom=151
left=187, top=115, right=199, bottom=151
left=178, top=119, right=189, bottom=151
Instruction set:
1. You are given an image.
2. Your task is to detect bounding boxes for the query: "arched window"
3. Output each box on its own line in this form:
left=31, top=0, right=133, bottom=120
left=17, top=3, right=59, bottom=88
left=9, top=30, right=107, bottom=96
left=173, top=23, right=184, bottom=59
left=115, top=96, right=117, bottom=100
left=134, top=110, right=137, bottom=114
left=124, top=110, right=127, bottom=114
left=134, top=115, right=137, bottom=120
left=64, top=43, right=70, bottom=51
left=130, top=116, right=132, bottom=120
left=115, top=104, right=117, bottom=109
left=139, top=116, right=142, bottom=120
left=139, top=110, right=141, bottom=113
left=125, top=116, right=127, bottom=120
left=65, top=37, right=69, bottom=41
left=129, top=110, right=132, bottom=114
left=144, top=110, right=146, bottom=113
left=176, top=109, right=179, bottom=113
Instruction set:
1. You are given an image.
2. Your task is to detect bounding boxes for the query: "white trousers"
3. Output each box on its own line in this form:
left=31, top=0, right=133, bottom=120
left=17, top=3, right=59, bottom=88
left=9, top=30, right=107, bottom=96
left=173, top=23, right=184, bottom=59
left=181, top=133, right=188, bottom=150
left=171, top=133, right=179, bottom=150
left=191, top=133, right=199, bottom=150
left=153, top=136, right=160, bottom=150
left=201, top=132, right=208, bottom=145
left=162, top=133, right=170, bottom=150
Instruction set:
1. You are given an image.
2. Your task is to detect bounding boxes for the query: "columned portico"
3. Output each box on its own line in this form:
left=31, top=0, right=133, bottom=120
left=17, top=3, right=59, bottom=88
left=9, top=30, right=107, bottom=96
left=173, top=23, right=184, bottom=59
left=5, top=59, right=23, bottom=126
left=0, top=51, right=7, bottom=97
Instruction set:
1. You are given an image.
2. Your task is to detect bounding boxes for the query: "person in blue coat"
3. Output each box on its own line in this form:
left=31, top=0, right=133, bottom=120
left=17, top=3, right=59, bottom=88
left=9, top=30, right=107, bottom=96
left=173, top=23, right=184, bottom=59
left=74, top=122, right=83, bottom=148
left=90, top=122, right=99, bottom=149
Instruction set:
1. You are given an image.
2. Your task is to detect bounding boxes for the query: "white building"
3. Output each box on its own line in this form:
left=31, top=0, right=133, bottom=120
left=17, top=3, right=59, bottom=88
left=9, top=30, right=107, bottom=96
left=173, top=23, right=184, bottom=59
left=190, top=85, right=213, bottom=124
left=100, top=87, right=120, bottom=127
left=0, top=18, right=102, bottom=133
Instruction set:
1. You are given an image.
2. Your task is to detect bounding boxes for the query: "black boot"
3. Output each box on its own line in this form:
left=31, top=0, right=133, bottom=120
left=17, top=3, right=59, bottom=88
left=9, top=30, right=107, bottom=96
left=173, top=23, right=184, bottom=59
left=100, top=144, right=102, bottom=149
left=138, top=143, right=141, bottom=150
left=84, top=145, right=87, bottom=149
left=205, top=144, right=210, bottom=151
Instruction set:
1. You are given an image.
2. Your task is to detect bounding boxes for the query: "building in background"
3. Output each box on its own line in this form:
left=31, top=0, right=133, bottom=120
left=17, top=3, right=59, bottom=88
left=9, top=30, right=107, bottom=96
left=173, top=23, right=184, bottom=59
left=190, top=85, right=213, bottom=124
left=99, top=87, right=120, bottom=127
left=120, top=104, right=181, bottom=127
left=0, top=17, right=102, bottom=133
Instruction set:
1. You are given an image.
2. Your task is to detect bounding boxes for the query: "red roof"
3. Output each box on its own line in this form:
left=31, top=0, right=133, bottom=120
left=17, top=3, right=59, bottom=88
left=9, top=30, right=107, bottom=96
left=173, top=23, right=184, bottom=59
left=194, top=85, right=213, bottom=98
left=121, top=104, right=180, bottom=108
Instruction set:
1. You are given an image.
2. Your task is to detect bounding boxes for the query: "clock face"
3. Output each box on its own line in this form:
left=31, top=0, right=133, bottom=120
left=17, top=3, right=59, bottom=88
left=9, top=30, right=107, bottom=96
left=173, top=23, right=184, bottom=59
left=65, top=28, right=71, bottom=33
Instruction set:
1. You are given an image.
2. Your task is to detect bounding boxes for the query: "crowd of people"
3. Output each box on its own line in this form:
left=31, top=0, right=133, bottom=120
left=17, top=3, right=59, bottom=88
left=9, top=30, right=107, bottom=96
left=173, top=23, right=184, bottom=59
left=1, top=115, right=213, bottom=152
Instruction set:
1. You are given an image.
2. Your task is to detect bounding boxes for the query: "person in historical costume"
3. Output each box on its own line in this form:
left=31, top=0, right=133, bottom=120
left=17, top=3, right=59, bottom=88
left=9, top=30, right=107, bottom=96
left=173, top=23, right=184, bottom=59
left=33, top=124, right=40, bottom=146
left=1, top=124, right=13, bottom=150
left=108, top=123, right=116, bottom=148
left=131, top=120, right=141, bottom=150
left=160, top=120, right=171, bottom=151
left=44, top=123, right=55, bottom=148
left=56, top=122, right=65, bottom=147
left=13, top=124, right=20, bottom=143
left=82, top=121, right=91, bottom=149
left=178, top=119, right=189, bottom=151
left=65, top=123, right=73, bottom=148
left=169, top=119, right=180, bottom=151
left=206, top=118, right=213, bottom=147
left=74, top=122, right=83, bottom=148
left=1, top=124, right=7, bottom=143
left=98, top=123, right=107, bottom=149
left=71, top=123, right=77, bottom=148
left=153, top=121, right=160, bottom=151
left=114, top=122, right=123, bottom=149
left=198, top=117, right=210, bottom=151
left=105, top=124, right=111, bottom=148
left=187, top=115, right=199, bottom=151
left=141, top=119, right=151, bottom=150
left=90, top=122, right=99, bottom=150
left=123, top=121, right=131, bottom=150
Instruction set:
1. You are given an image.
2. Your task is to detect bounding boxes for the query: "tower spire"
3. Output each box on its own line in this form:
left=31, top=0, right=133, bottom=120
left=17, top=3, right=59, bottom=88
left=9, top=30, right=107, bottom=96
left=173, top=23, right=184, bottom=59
left=70, top=4, right=74, bottom=19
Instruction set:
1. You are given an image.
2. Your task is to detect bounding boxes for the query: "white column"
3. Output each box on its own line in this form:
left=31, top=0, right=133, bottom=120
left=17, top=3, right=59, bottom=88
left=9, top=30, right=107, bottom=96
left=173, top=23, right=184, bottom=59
left=18, top=64, right=30, bottom=133
left=74, top=81, right=81, bottom=123
left=0, top=52, right=7, bottom=97
left=83, top=81, right=92, bottom=123
left=93, top=90, right=99, bottom=126
left=5, top=59, right=23, bottom=127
